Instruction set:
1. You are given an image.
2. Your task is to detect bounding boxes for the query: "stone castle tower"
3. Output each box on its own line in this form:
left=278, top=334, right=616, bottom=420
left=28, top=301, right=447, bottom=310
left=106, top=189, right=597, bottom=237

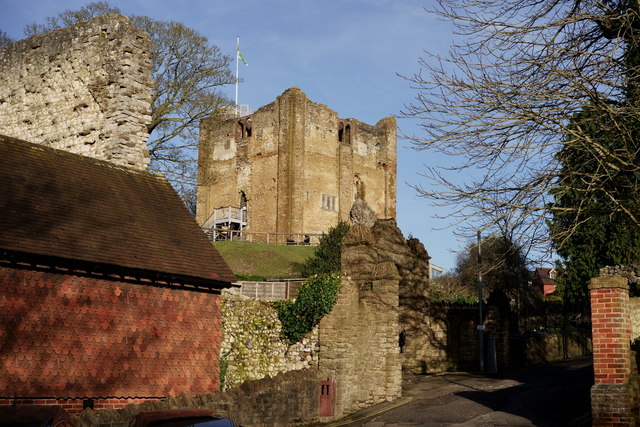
left=196, top=87, right=397, bottom=242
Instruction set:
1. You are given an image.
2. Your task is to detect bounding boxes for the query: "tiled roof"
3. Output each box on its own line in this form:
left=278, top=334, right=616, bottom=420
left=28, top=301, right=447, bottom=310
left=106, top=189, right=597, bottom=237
left=0, top=267, right=222, bottom=398
left=0, top=135, right=234, bottom=286
left=535, top=267, right=556, bottom=286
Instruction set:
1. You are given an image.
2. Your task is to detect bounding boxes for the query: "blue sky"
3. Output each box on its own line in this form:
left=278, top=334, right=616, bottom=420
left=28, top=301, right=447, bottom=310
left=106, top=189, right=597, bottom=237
left=1, top=0, right=464, bottom=271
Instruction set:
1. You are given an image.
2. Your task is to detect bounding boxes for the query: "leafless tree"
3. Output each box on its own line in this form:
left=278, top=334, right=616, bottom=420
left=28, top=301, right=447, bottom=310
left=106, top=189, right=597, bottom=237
left=403, top=0, right=640, bottom=254
left=0, top=30, right=13, bottom=48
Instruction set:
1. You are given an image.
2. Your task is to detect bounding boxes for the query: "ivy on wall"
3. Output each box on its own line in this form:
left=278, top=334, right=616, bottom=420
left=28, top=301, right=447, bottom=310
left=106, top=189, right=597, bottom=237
left=274, top=273, right=341, bottom=344
left=300, top=222, right=350, bottom=277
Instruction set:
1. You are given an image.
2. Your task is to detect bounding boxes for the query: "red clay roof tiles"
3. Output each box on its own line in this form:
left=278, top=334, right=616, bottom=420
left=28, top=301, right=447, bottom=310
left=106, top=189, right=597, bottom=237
left=0, top=135, right=234, bottom=286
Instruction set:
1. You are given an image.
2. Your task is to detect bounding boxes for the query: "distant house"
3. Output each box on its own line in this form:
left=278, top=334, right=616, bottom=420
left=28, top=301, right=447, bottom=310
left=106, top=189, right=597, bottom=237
left=429, top=263, right=444, bottom=279
left=533, top=267, right=557, bottom=295
left=0, top=136, right=234, bottom=413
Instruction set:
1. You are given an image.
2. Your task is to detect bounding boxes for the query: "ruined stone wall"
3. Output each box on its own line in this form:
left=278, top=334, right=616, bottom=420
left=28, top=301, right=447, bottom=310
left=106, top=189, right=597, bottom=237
left=197, top=87, right=397, bottom=236
left=0, top=14, right=152, bottom=169
left=220, top=292, right=319, bottom=390
left=333, top=209, right=515, bottom=374
left=318, top=220, right=403, bottom=419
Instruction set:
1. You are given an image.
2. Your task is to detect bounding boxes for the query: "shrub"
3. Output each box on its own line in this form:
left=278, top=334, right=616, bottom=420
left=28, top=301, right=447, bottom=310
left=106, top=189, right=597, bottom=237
left=300, top=222, right=350, bottom=277
left=274, top=273, right=341, bottom=344
left=234, top=273, right=267, bottom=282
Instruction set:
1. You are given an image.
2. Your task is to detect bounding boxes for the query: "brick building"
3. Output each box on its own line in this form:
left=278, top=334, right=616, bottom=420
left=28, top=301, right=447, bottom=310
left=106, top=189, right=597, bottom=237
left=533, top=267, right=557, bottom=295
left=196, top=87, right=397, bottom=243
left=0, top=135, right=234, bottom=413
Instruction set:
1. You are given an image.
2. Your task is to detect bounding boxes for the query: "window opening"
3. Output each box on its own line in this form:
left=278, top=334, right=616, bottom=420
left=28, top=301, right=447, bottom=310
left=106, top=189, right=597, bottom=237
left=338, top=122, right=344, bottom=142
left=321, top=193, right=337, bottom=212
left=354, top=174, right=365, bottom=201
left=240, top=191, right=247, bottom=223
left=235, top=121, right=245, bottom=140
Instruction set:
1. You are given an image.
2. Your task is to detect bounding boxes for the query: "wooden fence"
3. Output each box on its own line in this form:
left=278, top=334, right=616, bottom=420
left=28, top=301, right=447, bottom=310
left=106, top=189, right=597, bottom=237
left=231, top=280, right=305, bottom=300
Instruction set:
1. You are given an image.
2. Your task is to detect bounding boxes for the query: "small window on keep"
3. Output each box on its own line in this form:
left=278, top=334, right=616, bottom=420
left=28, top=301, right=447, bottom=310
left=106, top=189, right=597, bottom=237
left=321, top=193, right=337, bottom=212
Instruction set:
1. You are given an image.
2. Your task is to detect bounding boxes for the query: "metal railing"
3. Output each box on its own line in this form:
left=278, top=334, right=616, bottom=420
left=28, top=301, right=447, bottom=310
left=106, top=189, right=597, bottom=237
left=203, top=228, right=322, bottom=246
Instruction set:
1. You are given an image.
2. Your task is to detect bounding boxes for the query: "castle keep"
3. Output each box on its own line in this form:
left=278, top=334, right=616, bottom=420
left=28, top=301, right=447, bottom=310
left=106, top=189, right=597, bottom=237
left=197, top=87, right=397, bottom=240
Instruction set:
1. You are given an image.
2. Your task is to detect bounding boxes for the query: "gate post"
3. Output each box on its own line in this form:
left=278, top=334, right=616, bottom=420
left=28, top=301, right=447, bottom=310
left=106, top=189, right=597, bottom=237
left=589, top=276, right=634, bottom=426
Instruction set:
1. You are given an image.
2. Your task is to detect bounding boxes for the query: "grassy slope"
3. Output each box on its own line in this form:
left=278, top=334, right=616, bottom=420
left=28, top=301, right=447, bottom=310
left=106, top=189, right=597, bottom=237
left=213, top=241, right=316, bottom=279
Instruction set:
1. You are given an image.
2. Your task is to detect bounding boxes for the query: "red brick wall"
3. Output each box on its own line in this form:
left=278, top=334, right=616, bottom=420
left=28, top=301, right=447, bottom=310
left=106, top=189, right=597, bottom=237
left=0, top=266, right=223, bottom=401
left=0, top=398, right=161, bottom=414
left=589, top=275, right=635, bottom=426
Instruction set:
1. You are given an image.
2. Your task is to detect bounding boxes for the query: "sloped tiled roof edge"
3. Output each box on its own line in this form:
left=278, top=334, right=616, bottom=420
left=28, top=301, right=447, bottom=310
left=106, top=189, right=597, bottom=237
left=1, top=249, right=225, bottom=292
left=0, top=135, right=235, bottom=287
left=534, top=267, right=556, bottom=286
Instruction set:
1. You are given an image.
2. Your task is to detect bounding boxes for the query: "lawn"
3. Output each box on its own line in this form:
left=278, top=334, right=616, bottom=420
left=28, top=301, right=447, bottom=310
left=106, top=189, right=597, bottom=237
left=212, top=241, right=316, bottom=280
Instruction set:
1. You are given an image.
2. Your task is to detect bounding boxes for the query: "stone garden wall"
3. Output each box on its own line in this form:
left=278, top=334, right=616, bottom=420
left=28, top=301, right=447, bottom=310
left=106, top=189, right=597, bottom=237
left=220, top=291, right=318, bottom=390
left=0, top=14, right=152, bottom=169
left=71, top=368, right=321, bottom=427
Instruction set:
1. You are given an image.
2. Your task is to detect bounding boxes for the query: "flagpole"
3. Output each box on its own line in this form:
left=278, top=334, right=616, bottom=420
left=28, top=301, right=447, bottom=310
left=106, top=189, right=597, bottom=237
left=235, top=35, right=239, bottom=118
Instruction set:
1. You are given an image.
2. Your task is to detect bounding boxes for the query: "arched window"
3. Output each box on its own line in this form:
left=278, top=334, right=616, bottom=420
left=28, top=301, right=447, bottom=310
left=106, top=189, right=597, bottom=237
left=235, top=121, right=245, bottom=140
left=240, top=191, right=247, bottom=223
left=240, top=191, right=247, bottom=209
left=338, top=122, right=344, bottom=142
left=344, top=124, right=351, bottom=144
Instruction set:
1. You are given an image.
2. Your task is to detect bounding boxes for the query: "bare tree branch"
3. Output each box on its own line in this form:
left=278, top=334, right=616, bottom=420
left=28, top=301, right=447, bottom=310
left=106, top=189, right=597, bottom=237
left=402, top=0, right=640, bottom=253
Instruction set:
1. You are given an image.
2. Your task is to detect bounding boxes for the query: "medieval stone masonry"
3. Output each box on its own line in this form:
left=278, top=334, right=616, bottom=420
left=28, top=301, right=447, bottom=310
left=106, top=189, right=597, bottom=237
left=197, top=87, right=397, bottom=237
left=0, top=14, right=153, bottom=170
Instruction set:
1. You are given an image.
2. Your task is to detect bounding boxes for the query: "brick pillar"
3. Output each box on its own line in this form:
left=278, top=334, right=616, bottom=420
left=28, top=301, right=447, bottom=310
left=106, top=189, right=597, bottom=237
left=589, top=275, right=635, bottom=426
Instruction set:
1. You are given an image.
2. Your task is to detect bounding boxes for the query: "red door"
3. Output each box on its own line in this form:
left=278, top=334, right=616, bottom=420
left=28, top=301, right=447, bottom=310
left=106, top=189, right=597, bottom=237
left=319, top=377, right=334, bottom=417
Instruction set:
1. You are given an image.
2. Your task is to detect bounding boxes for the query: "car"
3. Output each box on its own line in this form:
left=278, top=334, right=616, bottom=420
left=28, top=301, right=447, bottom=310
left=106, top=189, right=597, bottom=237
left=0, top=405, right=74, bottom=427
left=128, top=409, right=235, bottom=427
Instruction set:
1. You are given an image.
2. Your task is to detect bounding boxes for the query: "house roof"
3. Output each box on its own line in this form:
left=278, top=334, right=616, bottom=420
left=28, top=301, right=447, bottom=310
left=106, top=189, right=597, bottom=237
left=0, top=135, right=235, bottom=287
left=534, top=267, right=556, bottom=286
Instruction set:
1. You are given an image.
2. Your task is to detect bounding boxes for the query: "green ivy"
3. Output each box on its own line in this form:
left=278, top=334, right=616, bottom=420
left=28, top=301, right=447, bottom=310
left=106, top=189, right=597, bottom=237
left=300, top=222, right=350, bottom=277
left=274, top=273, right=341, bottom=344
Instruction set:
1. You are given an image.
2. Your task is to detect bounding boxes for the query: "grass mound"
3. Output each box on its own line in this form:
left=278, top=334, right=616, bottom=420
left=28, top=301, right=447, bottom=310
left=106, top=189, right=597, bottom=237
left=213, top=241, right=315, bottom=280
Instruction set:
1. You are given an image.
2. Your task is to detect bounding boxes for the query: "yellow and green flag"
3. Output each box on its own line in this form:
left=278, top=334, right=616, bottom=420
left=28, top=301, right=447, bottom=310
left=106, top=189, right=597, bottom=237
left=237, top=39, right=248, bottom=66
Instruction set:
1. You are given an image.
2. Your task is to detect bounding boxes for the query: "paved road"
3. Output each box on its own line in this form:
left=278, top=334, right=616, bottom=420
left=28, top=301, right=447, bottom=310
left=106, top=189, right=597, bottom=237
left=328, top=357, right=593, bottom=427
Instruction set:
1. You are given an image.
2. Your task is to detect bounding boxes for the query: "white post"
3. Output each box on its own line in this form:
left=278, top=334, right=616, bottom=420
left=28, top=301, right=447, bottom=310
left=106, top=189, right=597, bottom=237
left=235, top=36, right=239, bottom=118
